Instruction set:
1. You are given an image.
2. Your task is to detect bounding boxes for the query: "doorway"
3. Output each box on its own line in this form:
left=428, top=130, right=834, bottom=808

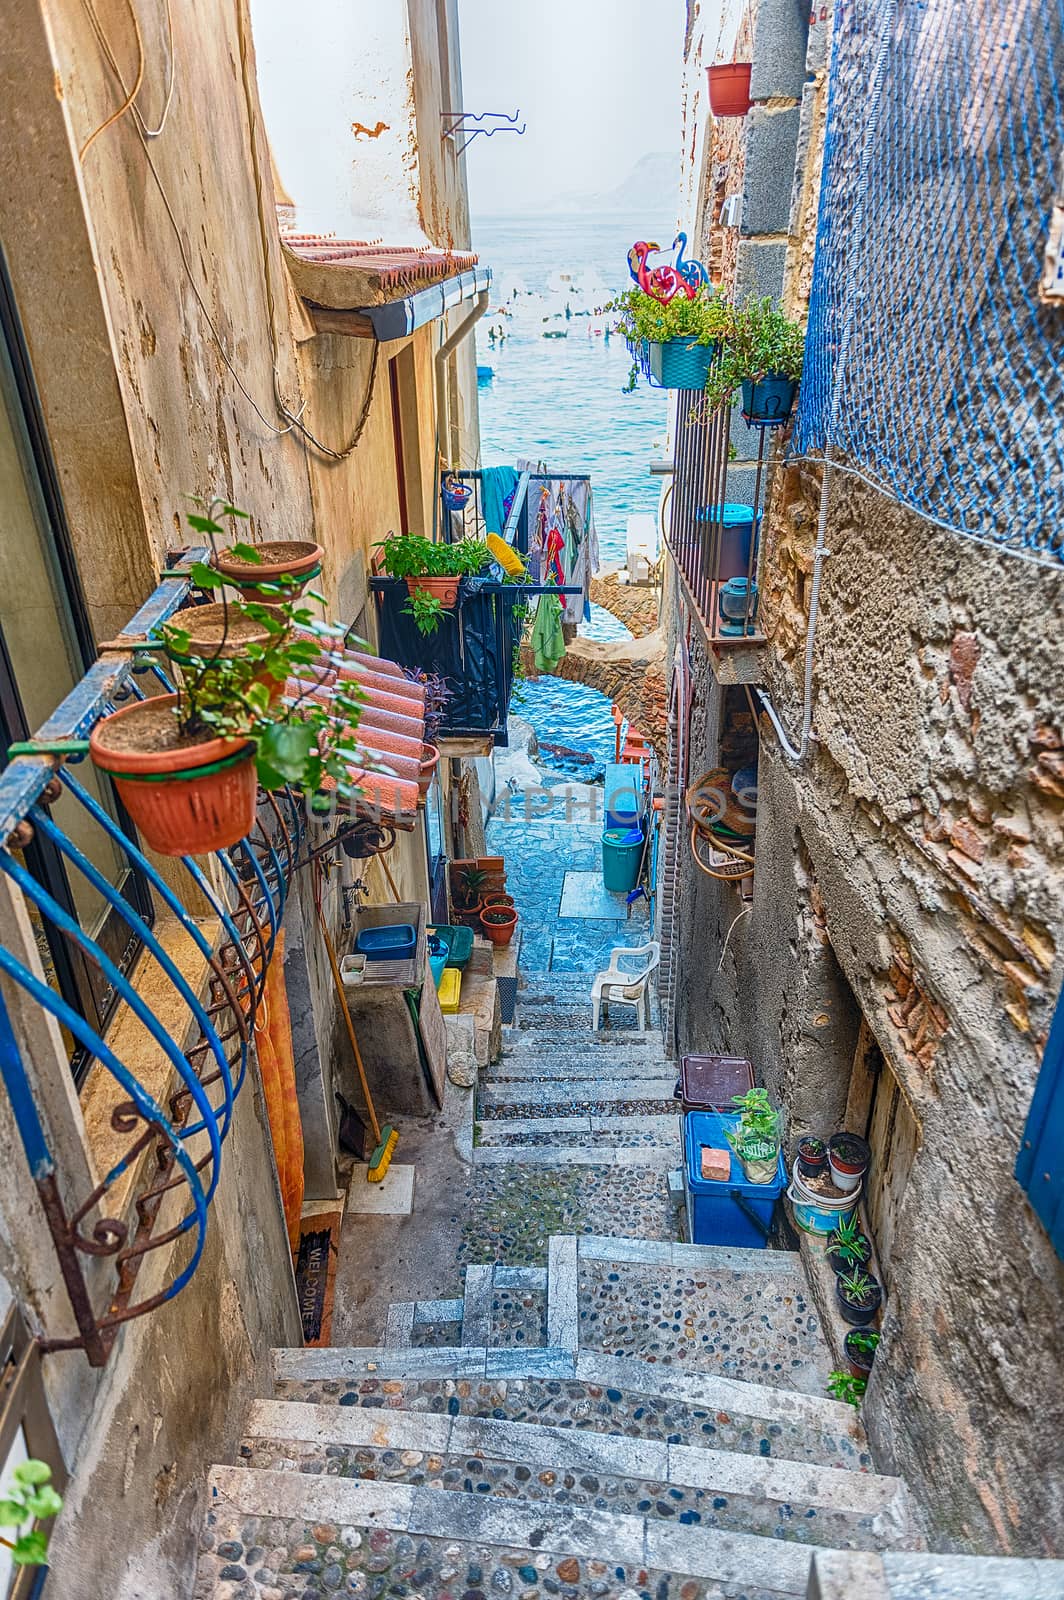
left=844, top=1019, right=921, bottom=1290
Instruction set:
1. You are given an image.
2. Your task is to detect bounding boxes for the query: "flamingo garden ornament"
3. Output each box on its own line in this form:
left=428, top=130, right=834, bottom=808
left=627, top=240, right=698, bottom=305
left=673, top=232, right=710, bottom=289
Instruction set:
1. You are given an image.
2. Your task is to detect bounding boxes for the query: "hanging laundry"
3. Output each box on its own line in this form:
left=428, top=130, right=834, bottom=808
left=531, top=591, right=565, bottom=673
left=480, top=465, right=520, bottom=538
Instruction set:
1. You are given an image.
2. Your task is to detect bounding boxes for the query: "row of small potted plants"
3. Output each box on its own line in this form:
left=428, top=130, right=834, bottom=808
left=609, top=287, right=805, bottom=424
left=374, top=532, right=530, bottom=636
left=451, top=863, right=519, bottom=947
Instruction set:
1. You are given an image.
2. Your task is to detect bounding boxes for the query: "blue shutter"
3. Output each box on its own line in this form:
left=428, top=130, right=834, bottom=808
left=1016, top=985, right=1064, bottom=1258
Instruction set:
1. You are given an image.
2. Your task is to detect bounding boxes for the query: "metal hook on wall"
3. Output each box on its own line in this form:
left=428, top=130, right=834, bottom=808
left=441, top=108, right=527, bottom=158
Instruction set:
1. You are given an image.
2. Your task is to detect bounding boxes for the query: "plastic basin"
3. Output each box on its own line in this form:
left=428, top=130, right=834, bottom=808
left=684, top=1111, right=785, bottom=1248
left=356, top=923, right=417, bottom=962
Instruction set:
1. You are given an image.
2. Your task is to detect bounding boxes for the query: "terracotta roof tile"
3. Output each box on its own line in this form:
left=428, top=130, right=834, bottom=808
left=281, top=233, right=478, bottom=307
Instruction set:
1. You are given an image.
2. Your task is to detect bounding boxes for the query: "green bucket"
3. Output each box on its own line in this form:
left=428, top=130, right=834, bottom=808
left=602, top=828, right=644, bottom=893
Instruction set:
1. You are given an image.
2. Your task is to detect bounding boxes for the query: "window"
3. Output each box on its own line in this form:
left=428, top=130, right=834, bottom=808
left=0, top=252, right=152, bottom=1079
left=1016, top=986, right=1064, bottom=1258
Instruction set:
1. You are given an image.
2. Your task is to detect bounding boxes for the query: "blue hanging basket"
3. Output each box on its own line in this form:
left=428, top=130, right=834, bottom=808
left=648, top=338, right=716, bottom=391
left=441, top=477, right=473, bottom=512
left=741, top=374, right=798, bottom=426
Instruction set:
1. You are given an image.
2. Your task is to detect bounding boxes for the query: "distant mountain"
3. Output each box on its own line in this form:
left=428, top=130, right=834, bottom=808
left=542, top=152, right=679, bottom=215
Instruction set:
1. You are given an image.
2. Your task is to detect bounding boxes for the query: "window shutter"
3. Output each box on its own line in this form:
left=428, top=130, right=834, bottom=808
left=1016, top=986, right=1064, bottom=1258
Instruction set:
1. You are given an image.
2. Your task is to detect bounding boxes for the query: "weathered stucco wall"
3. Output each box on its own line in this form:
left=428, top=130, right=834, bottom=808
left=670, top=461, right=1064, bottom=1552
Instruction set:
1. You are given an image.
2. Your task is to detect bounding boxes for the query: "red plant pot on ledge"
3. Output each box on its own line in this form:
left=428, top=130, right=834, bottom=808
left=480, top=905, right=518, bottom=946
left=707, top=62, right=753, bottom=117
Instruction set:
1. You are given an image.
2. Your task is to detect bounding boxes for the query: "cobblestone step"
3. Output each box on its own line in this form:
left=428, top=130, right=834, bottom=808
left=271, top=1346, right=870, bottom=1471
left=200, top=1464, right=816, bottom=1598
left=479, top=1078, right=678, bottom=1109
left=573, top=1236, right=830, bottom=1397
left=493, top=1049, right=673, bottom=1077
left=474, top=1114, right=680, bottom=1145
left=239, top=1398, right=914, bottom=1552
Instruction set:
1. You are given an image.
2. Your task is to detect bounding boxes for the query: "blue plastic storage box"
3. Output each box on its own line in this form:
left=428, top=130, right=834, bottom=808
left=684, top=1111, right=785, bottom=1248
left=356, top=923, right=417, bottom=962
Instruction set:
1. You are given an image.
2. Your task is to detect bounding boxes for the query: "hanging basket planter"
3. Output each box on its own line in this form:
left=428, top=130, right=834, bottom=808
left=707, top=62, right=753, bottom=118
left=162, top=602, right=288, bottom=703
left=90, top=694, right=257, bottom=857
left=211, top=540, right=324, bottom=604
left=648, top=338, right=717, bottom=391
left=741, top=374, right=799, bottom=426
left=441, top=476, right=473, bottom=513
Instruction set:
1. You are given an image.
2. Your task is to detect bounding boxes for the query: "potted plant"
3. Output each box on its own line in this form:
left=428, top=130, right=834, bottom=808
left=704, top=296, right=805, bottom=424
left=91, top=504, right=364, bottom=857
left=795, top=1135, right=827, bottom=1179
left=826, top=1370, right=867, bottom=1408
left=835, top=1266, right=883, bottom=1327
left=453, top=865, right=490, bottom=926
left=607, top=283, right=729, bottom=392
left=725, top=1086, right=782, bottom=1184
left=480, top=904, right=518, bottom=946
left=844, top=1328, right=880, bottom=1381
left=481, top=891, right=515, bottom=910
left=375, top=533, right=491, bottom=623
left=828, top=1132, right=872, bottom=1194
left=826, top=1212, right=872, bottom=1274
left=417, top=742, right=440, bottom=802
left=707, top=61, right=753, bottom=118
left=211, top=538, right=324, bottom=602
left=0, top=1457, right=63, bottom=1570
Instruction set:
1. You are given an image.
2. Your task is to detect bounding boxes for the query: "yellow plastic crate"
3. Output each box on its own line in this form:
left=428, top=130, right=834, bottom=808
left=438, top=967, right=462, bottom=1014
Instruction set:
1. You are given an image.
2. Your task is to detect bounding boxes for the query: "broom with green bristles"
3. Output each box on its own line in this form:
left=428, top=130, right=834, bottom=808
left=315, top=873, right=398, bottom=1183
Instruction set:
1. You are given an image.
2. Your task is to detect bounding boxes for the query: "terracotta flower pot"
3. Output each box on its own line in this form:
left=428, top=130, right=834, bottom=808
left=417, top=742, right=441, bottom=801
left=163, top=602, right=288, bottom=702
left=480, top=905, right=518, bottom=946
left=707, top=62, right=753, bottom=117
left=406, top=574, right=460, bottom=608
left=481, top=892, right=515, bottom=910
left=90, top=694, right=257, bottom=857
left=211, top=540, right=324, bottom=604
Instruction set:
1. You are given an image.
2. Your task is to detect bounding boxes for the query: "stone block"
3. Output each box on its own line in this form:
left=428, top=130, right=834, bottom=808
left=443, top=1012, right=477, bottom=1087
left=700, top=1145, right=731, bottom=1181
left=749, top=0, right=810, bottom=101
left=805, top=4, right=830, bottom=73
left=742, top=106, right=802, bottom=236
left=735, top=239, right=788, bottom=303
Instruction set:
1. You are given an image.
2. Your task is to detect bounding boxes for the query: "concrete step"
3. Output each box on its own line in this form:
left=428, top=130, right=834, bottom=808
left=478, top=1077, right=678, bottom=1110
left=271, top=1343, right=871, bottom=1471
left=239, top=1397, right=914, bottom=1552
left=810, top=1551, right=1064, bottom=1600
left=495, top=1044, right=672, bottom=1071
left=474, top=1113, right=681, bottom=1145
left=572, top=1234, right=832, bottom=1397
left=201, top=1463, right=816, bottom=1598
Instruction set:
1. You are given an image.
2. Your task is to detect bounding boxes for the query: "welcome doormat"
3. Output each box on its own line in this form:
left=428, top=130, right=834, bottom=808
left=294, top=1209, right=342, bottom=1345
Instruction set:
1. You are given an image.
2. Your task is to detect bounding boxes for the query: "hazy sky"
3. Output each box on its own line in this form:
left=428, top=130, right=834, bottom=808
left=455, top=0, right=686, bottom=215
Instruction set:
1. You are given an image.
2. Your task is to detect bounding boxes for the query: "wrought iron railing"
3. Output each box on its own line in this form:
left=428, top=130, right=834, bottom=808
left=0, top=556, right=304, bottom=1366
left=664, top=395, right=776, bottom=646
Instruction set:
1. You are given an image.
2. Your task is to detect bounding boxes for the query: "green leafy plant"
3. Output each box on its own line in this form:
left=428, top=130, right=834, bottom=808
left=726, top=1086, right=781, bottom=1162
left=828, top=1213, right=865, bottom=1249
left=153, top=503, right=366, bottom=806
left=375, top=533, right=490, bottom=580
left=827, top=1371, right=867, bottom=1407
left=830, top=1233, right=871, bottom=1268
left=607, top=286, right=730, bottom=392
left=403, top=586, right=449, bottom=636
left=456, top=866, right=490, bottom=907
left=704, top=295, right=805, bottom=412
left=0, top=1459, right=63, bottom=1566
left=846, top=1330, right=880, bottom=1356
left=837, top=1266, right=876, bottom=1305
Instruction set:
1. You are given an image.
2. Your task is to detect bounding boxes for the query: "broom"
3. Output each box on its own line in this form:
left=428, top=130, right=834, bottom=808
left=315, top=872, right=398, bottom=1182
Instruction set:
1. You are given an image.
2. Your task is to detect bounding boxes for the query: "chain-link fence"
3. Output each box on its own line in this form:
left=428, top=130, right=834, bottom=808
left=792, top=0, right=1064, bottom=567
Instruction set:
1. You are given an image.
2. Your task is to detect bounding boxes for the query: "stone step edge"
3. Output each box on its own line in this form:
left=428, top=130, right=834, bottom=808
left=472, top=1144, right=679, bottom=1169
left=271, top=1346, right=863, bottom=1438
left=479, top=1079, right=678, bottom=1104
left=474, top=1114, right=680, bottom=1142
left=572, top=1233, right=805, bottom=1274
left=207, top=1465, right=812, bottom=1595
left=243, top=1398, right=911, bottom=1527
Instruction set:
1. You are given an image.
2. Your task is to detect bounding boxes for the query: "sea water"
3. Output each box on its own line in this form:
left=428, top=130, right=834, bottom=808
left=471, top=211, right=671, bottom=777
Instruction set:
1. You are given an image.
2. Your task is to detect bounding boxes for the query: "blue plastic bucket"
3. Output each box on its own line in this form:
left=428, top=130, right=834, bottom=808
left=696, top=503, right=759, bottom=582
left=786, top=1173, right=862, bottom=1235
left=741, top=374, right=798, bottom=426
left=649, top=338, right=716, bottom=391
left=356, top=923, right=417, bottom=962
left=602, top=828, right=644, bottom=893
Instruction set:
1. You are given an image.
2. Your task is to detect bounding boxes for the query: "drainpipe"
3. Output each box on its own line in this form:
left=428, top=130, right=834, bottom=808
left=434, top=290, right=490, bottom=539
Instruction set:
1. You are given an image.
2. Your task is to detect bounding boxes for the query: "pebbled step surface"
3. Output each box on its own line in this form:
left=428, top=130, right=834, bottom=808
left=271, top=1369, right=871, bottom=1472
left=577, top=1257, right=830, bottom=1396
left=240, top=1401, right=912, bottom=1552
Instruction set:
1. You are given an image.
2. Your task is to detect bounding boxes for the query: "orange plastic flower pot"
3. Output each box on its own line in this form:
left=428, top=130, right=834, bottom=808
left=707, top=62, right=753, bottom=117
left=90, top=694, right=258, bottom=857
left=406, top=574, right=460, bottom=608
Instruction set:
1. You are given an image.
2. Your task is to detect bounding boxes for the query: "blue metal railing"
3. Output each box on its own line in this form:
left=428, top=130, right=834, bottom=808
left=0, top=554, right=303, bottom=1365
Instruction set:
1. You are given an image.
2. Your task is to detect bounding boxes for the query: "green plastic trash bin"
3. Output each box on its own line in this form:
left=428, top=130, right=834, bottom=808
left=602, top=828, right=643, bottom=893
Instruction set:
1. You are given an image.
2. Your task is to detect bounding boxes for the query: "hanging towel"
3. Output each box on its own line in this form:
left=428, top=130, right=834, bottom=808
left=480, top=465, right=520, bottom=538
left=531, top=591, right=566, bottom=673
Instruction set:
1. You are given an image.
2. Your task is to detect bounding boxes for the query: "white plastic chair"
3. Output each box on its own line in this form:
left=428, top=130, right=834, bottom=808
left=591, top=940, right=661, bottom=1032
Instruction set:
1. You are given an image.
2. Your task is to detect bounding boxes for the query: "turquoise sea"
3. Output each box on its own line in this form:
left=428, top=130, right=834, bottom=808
left=470, top=211, right=671, bottom=774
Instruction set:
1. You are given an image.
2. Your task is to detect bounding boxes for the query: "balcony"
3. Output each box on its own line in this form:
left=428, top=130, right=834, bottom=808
left=662, top=398, right=775, bottom=684
left=0, top=558, right=327, bottom=1366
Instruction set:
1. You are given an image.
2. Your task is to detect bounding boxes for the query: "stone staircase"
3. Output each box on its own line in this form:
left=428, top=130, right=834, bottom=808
left=474, top=971, right=681, bottom=1172
left=197, top=969, right=1032, bottom=1600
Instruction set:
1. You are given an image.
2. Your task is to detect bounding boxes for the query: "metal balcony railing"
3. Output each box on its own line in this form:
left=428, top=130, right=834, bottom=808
left=0, top=556, right=304, bottom=1366
left=664, top=397, right=774, bottom=646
